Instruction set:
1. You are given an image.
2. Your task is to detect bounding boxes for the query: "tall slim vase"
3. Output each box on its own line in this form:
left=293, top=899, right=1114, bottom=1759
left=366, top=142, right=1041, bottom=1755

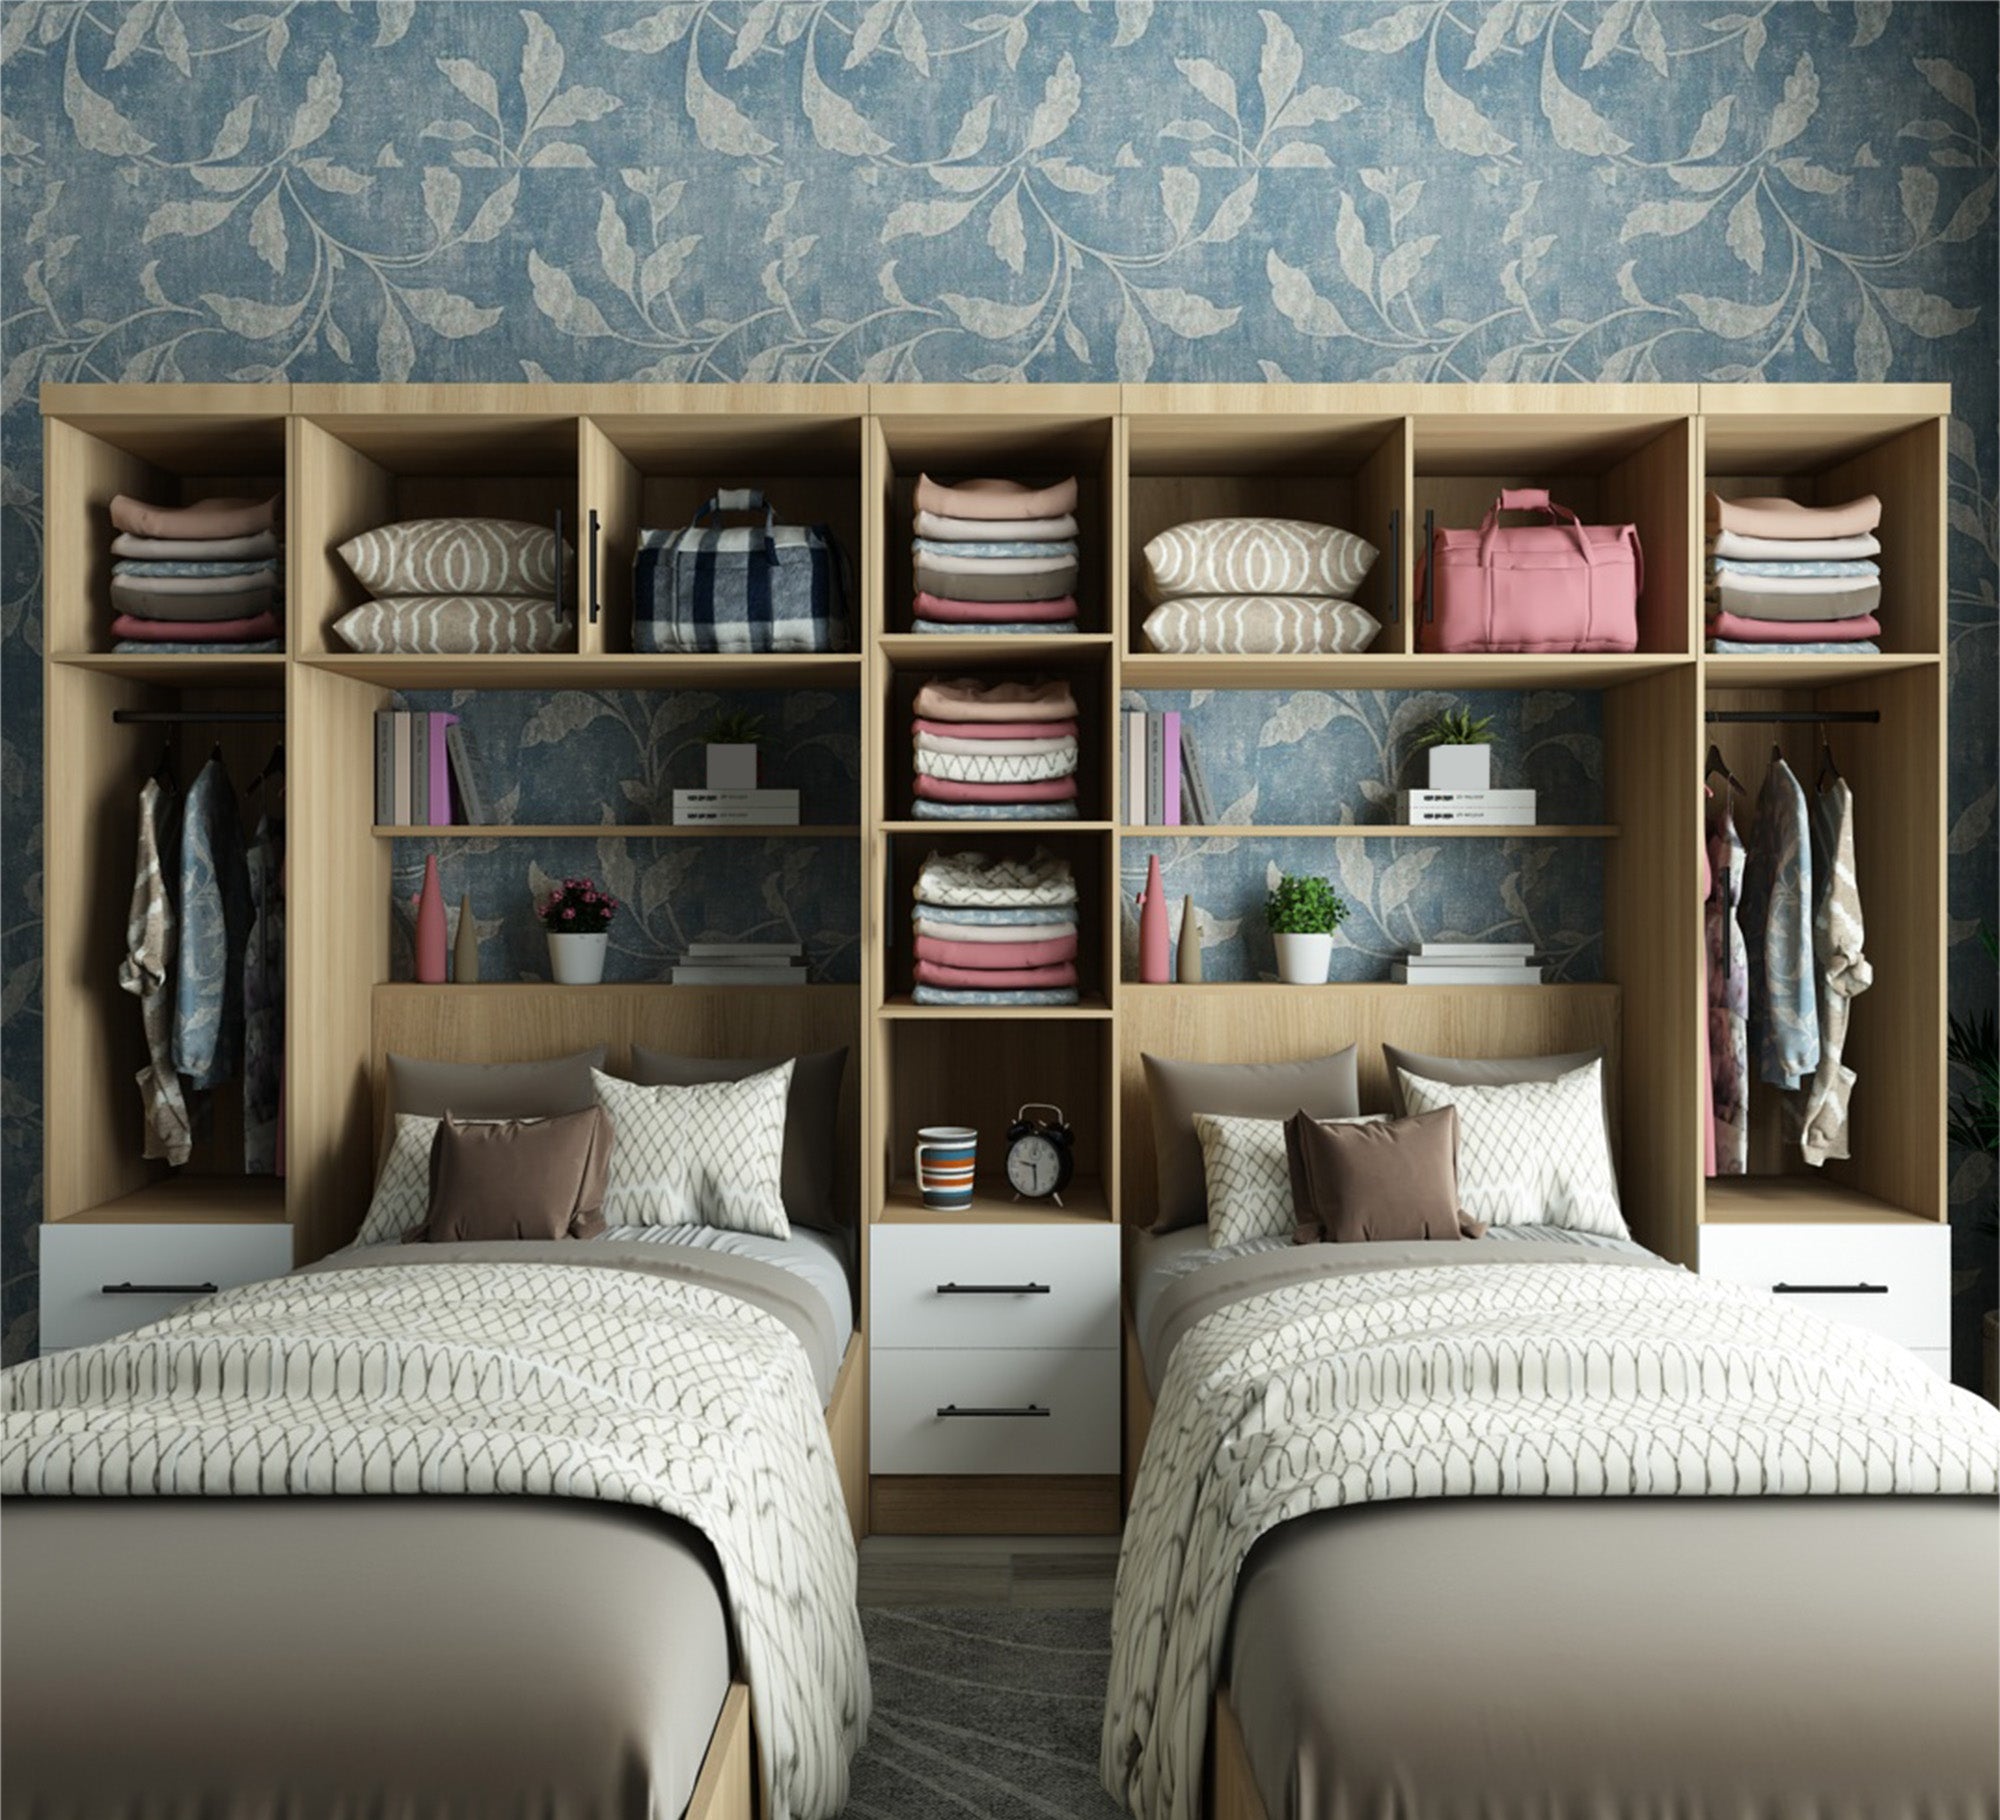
left=452, top=892, right=479, bottom=984
left=414, top=855, right=448, bottom=984
left=1136, top=855, right=1171, bottom=984
left=1176, top=896, right=1202, bottom=983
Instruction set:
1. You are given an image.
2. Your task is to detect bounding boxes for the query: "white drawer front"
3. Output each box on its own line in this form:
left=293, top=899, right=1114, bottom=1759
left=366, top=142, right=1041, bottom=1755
left=870, top=1347, right=1118, bottom=1475
left=1699, top=1221, right=1949, bottom=1350
left=872, top=1223, right=1119, bottom=1352
left=40, top=1223, right=294, bottom=1351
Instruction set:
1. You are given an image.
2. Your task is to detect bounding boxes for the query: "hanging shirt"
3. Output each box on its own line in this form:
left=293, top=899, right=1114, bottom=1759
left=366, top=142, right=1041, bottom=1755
left=242, top=798, right=284, bottom=1174
left=1705, top=790, right=1750, bottom=1176
left=1794, top=777, right=1871, bottom=1164
left=120, top=776, right=192, bottom=1165
left=1740, top=756, right=1820, bottom=1092
left=172, top=756, right=252, bottom=1092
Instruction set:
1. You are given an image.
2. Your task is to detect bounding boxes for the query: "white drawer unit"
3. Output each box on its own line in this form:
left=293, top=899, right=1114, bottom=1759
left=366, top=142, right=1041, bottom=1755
left=871, top=1221, right=1119, bottom=1352
left=870, top=1346, right=1120, bottom=1476
left=1698, top=1220, right=1950, bottom=1357
left=39, top=1221, right=295, bottom=1351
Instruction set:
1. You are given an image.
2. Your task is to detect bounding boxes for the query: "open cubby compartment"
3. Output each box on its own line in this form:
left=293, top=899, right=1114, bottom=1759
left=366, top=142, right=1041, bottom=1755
left=875, top=409, right=1116, bottom=636
left=1413, top=409, right=1696, bottom=657
left=879, top=638, right=1112, bottom=826
left=291, top=411, right=581, bottom=658
left=1124, top=409, right=1409, bottom=656
left=40, top=663, right=288, bottom=1224
left=878, top=1016, right=1115, bottom=1222
left=1699, top=665, right=1946, bottom=1225
left=1702, top=408, right=1944, bottom=660
left=886, top=828, right=1115, bottom=1011
left=42, top=406, right=288, bottom=658
left=584, top=404, right=867, bottom=656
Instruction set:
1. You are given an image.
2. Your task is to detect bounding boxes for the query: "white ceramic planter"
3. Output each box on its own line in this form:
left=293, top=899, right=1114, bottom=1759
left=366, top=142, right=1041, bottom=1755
left=706, top=743, right=759, bottom=790
left=1273, top=932, right=1334, bottom=985
left=1427, top=744, right=1492, bottom=791
left=546, top=931, right=610, bottom=985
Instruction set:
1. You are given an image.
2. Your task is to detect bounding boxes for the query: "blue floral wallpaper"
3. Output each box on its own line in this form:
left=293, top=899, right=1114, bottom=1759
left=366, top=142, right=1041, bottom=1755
left=2, top=1, right=1993, bottom=1373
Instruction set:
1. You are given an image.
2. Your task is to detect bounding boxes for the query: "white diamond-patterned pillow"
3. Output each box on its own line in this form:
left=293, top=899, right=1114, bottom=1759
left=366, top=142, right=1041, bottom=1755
left=356, top=1113, right=442, bottom=1246
left=1398, top=1062, right=1629, bottom=1239
left=593, top=1065, right=793, bottom=1239
left=1194, top=1112, right=1385, bottom=1250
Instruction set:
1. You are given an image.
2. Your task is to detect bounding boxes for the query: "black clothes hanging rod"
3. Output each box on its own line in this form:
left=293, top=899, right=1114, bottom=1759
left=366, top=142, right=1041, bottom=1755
left=111, top=709, right=284, bottom=725
left=1703, top=710, right=1879, bottom=724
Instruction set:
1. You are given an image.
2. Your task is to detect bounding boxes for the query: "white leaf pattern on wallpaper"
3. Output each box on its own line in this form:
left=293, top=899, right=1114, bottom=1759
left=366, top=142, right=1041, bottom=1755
left=0, top=1, right=1992, bottom=1364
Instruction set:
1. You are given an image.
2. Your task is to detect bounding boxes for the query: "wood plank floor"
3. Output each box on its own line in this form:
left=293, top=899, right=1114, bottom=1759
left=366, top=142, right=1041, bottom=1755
left=858, top=1535, right=1122, bottom=1609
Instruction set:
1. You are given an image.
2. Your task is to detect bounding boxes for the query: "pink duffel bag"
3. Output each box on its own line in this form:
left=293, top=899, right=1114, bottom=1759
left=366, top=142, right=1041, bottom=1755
left=1419, top=488, right=1642, bottom=653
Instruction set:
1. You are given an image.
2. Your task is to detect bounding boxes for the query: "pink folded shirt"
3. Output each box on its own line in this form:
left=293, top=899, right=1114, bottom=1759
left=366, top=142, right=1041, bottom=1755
left=1706, top=492, right=1881, bottom=540
left=914, top=957, right=1079, bottom=990
left=915, top=592, right=1079, bottom=625
left=913, top=933, right=1079, bottom=970
left=914, top=475, right=1078, bottom=522
left=111, top=611, right=281, bottom=643
left=111, top=494, right=280, bottom=541
left=914, top=775, right=1078, bottom=803
left=913, top=717, right=1078, bottom=741
left=913, top=677, right=1078, bottom=722
left=1706, top=610, right=1883, bottom=643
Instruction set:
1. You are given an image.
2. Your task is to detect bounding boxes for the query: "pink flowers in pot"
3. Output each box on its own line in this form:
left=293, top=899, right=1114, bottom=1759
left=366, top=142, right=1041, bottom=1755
left=537, top=876, right=620, bottom=935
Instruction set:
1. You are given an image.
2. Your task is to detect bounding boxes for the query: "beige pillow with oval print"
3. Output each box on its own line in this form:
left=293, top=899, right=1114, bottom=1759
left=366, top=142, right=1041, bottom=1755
left=1142, top=596, right=1380, bottom=655
left=1142, top=518, right=1377, bottom=602
left=338, top=518, right=570, bottom=597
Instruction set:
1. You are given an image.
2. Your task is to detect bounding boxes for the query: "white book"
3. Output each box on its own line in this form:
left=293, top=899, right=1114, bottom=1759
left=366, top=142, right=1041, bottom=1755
left=1399, top=789, right=1537, bottom=818
left=1392, top=962, right=1545, bottom=985
left=674, top=788, right=801, bottom=808
left=1400, top=807, right=1540, bottom=827
left=675, top=808, right=802, bottom=825
left=1125, top=711, right=1146, bottom=824
left=686, top=941, right=805, bottom=959
left=671, top=966, right=808, bottom=986
left=1413, top=942, right=1537, bottom=959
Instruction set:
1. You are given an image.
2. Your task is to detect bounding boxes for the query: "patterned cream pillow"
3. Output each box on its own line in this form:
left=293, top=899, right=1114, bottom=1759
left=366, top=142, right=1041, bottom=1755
left=593, top=1065, right=793, bottom=1239
left=356, top=1113, right=442, bottom=1246
left=1194, top=1111, right=1385, bottom=1249
left=1397, top=1062, right=1629, bottom=1239
left=333, top=596, right=570, bottom=654
left=1142, top=518, right=1377, bottom=601
left=337, top=518, right=569, bottom=596
left=1142, top=597, right=1381, bottom=655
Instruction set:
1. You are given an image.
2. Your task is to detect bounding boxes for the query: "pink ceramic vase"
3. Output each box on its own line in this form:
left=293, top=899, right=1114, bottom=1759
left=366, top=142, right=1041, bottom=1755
left=1136, top=854, right=1171, bottom=984
left=414, top=854, right=448, bottom=984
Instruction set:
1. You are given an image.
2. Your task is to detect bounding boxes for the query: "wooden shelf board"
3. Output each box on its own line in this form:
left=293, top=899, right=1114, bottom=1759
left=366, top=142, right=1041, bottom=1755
left=302, top=652, right=864, bottom=689
left=878, top=995, right=1113, bottom=1020
left=1119, top=824, right=1616, bottom=839
left=376, top=980, right=853, bottom=997
left=877, top=1179, right=1112, bottom=1225
left=879, top=633, right=1113, bottom=670
left=882, top=820, right=1113, bottom=835
left=1702, top=1176, right=1940, bottom=1227
left=57, top=1176, right=288, bottom=1225
left=54, top=652, right=287, bottom=687
left=375, top=824, right=857, bottom=839
left=1703, top=652, right=1939, bottom=689
left=1119, top=653, right=1688, bottom=690
left=1117, top=980, right=1605, bottom=994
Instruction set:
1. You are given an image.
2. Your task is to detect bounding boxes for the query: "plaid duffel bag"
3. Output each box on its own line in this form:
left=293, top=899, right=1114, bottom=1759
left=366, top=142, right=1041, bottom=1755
left=633, top=489, right=851, bottom=653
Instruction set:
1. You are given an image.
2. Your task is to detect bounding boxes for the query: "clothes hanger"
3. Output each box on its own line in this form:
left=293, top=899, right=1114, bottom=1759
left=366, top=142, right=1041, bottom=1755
left=1703, top=743, right=1745, bottom=795
left=248, top=741, right=285, bottom=794
left=1816, top=724, right=1842, bottom=793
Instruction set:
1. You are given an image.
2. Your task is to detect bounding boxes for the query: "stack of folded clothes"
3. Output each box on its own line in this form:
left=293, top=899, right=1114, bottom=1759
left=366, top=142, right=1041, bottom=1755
left=1706, top=492, right=1883, bottom=654
left=109, top=494, right=283, bottom=653
left=911, top=475, right=1079, bottom=633
left=912, top=675, right=1080, bottom=821
left=911, top=848, right=1081, bottom=1005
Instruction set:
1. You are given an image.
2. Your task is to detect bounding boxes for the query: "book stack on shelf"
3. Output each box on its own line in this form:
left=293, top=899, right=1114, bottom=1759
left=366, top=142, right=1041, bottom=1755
left=375, top=708, right=484, bottom=825
left=669, top=941, right=806, bottom=986
left=1124, top=708, right=1218, bottom=825
left=1391, top=942, right=1543, bottom=986
left=1395, top=787, right=1537, bottom=826
left=671, top=788, right=801, bottom=826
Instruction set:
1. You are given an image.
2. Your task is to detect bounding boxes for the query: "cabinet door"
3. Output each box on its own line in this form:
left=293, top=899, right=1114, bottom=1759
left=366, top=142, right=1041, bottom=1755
left=870, top=1346, right=1119, bottom=1475
left=1698, top=1221, right=1949, bottom=1350
left=872, top=1223, right=1119, bottom=1351
left=40, top=1223, right=294, bottom=1350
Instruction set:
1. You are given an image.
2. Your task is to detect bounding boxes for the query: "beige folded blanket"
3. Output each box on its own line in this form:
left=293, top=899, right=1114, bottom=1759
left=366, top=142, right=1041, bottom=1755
left=913, top=562, right=1077, bottom=603
left=111, top=494, right=279, bottom=540
left=1708, top=579, right=1883, bottom=622
left=1706, top=493, right=1881, bottom=539
left=914, top=475, right=1078, bottom=521
left=111, top=579, right=280, bottom=620
left=915, top=509, right=1078, bottom=542
left=111, top=529, right=280, bottom=561
left=913, top=676, right=1079, bottom=722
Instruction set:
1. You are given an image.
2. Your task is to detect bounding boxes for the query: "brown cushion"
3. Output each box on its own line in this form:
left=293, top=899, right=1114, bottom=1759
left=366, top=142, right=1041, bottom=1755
left=1285, top=1107, right=1465, bottom=1245
left=1143, top=1048, right=1360, bottom=1234
left=382, top=1048, right=608, bottom=1173
left=627, top=1047, right=848, bottom=1233
left=1384, top=1043, right=1611, bottom=1140
left=408, top=1109, right=613, bottom=1244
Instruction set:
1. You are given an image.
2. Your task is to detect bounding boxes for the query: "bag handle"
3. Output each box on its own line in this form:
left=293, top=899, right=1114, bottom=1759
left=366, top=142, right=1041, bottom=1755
left=692, top=488, right=778, bottom=559
left=1477, top=488, right=1599, bottom=568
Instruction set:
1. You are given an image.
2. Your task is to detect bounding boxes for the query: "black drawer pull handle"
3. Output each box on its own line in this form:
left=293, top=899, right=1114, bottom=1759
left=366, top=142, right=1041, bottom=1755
left=1421, top=506, right=1436, bottom=624
left=1772, top=1282, right=1888, bottom=1295
left=1386, top=505, right=1400, bottom=626
left=586, top=507, right=601, bottom=625
left=936, top=1404, right=1050, bottom=1418
left=935, top=1282, right=1051, bottom=1295
left=101, top=1281, right=218, bottom=1296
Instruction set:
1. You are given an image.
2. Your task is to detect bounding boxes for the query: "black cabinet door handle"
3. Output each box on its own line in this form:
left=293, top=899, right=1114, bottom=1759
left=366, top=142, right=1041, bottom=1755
left=1386, top=506, right=1400, bottom=626
left=1421, top=507, right=1436, bottom=623
left=1772, top=1282, right=1888, bottom=1295
left=936, top=1404, right=1050, bottom=1418
left=587, top=507, right=601, bottom=624
left=935, top=1282, right=1051, bottom=1295
left=101, top=1281, right=218, bottom=1296
left=553, top=507, right=565, bottom=629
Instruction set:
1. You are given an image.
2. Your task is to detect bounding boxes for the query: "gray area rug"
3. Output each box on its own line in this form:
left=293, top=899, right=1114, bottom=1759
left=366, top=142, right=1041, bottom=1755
left=844, top=1607, right=1126, bottom=1819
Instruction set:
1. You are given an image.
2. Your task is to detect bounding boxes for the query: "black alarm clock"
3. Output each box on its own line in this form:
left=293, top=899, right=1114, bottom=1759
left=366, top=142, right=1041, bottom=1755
left=1005, top=1103, right=1075, bottom=1205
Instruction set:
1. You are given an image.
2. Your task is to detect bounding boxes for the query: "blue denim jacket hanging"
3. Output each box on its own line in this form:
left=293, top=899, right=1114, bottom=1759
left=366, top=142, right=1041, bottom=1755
left=172, top=756, right=252, bottom=1092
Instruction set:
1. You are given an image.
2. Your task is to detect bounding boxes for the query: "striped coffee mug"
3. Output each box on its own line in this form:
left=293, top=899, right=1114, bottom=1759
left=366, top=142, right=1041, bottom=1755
left=914, top=1126, right=978, bottom=1211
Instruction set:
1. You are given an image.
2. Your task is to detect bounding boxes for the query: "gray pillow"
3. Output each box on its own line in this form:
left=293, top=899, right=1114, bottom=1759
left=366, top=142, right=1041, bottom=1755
left=1384, top=1043, right=1612, bottom=1140
left=1143, top=1047, right=1360, bottom=1234
left=383, top=1048, right=608, bottom=1172
left=629, top=1047, right=848, bottom=1234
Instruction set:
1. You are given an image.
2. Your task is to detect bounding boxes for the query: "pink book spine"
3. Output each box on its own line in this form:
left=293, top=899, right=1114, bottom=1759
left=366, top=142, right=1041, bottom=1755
left=1162, top=712, right=1181, bottom=826
left=431, top=714, right=458, bottom=826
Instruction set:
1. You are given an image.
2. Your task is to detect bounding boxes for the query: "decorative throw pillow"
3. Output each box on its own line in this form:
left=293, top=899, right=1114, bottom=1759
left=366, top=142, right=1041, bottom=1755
left=333, top=597, right=570, bottom=655
left=1142, top=597, right=1381, bottom=655
left=1144, top=1048, right=1361, bottom=1233
left=1397, top=1062, right=1630, bottom=1239
left=1194, top=1111, right=1386, bottom=1249
left=1142, top=518, right=1377, bottom=602
left=627, top=1047, right=848, bottom=1233
left=593, top=1064, right=793, bottom=1238
left=1384, top=1042, right=1613, bottom=1150
left=407, top=1109, right=614, bottom=1244
left=382, top=1047, right=607, bottom=1172
left=337, top=518, right=570, bottom=597
left=357, top=1112, right=445, bottom=1245
left=1285, top=1107, right=1465, bottom=1245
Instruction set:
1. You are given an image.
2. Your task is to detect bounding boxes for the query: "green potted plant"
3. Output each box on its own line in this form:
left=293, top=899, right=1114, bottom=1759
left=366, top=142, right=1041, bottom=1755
left=1414, top=706, right=1495, bottom=792
left=537, top=876, right=620, bottom=985
left=1265, top=873, right=1348, bottom=985
left=704, top=709, right=765, bottom=791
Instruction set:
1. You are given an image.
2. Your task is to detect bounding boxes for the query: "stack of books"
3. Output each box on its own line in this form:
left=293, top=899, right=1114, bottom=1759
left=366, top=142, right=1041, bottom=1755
left=1391, top=942, right=1543, bottom=986
left=1121, top=711, right=1220, bottom=825
left=375, top=709, right=485, bottom=825
left=669, top=941, right=807, bottom=986
left=671, top=788, right=801, bottom=826
left=1395, top=787, right=1537, bottom=826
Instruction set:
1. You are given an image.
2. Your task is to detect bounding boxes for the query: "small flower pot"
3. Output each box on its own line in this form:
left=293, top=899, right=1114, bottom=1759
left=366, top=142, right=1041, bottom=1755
left=1273, top=932, right=1334, bottom=985
left=1427, top=745, right=1491, bottom=792
left=546, top=931, right=609, bottom=986
left=706, top=743, right=759, bottom=790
